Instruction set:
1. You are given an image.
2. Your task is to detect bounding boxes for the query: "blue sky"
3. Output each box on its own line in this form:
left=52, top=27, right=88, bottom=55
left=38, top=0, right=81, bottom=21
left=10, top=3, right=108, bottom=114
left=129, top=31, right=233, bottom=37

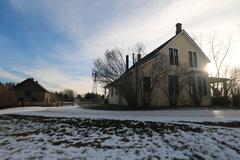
left=0, top=0, right=240, bottom=94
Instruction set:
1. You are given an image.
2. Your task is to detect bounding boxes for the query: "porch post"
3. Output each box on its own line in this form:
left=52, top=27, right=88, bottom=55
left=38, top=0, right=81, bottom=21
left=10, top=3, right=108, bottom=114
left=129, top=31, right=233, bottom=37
left=104, top=88, right=107, bottom=98
left=223, top=81, right=227, bottom=97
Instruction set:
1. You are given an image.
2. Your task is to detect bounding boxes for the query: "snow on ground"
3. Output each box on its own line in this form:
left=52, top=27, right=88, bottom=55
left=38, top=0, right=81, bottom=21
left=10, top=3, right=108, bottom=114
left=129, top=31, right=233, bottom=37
left=1, top=105, right=240, bottom=122
left=0, top=114, right=240, bottom=160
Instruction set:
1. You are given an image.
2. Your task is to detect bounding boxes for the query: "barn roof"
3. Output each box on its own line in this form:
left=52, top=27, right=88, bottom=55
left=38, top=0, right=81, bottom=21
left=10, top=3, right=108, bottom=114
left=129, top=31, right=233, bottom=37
left=14, top=78, right=50, bottom=93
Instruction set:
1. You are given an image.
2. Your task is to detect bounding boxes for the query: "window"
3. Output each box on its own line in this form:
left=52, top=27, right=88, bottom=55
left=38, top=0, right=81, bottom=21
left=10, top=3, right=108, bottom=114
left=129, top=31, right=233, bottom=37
left=169, top=48, right=179, bottom=65
left=169, top=48, right=174, bottom=65
left=198, top=77, right=207, bottom=96
left=189, top=76, right=196, bottom=95
left=25, top=91, right=31, bottom=97
left=189, top=76, right=207, bottom=96
left=189, top=51, right=198, bottom=68
left=143, top=77, right=151, bottom=92
left=168, top=75, right=179, bottom=95
left=32, top=98, right=38, bottom=102
left=202, top=78, right=207, bottom=95
left=197, top=77, right=207, bottom=96
left=174, top=49, right=179, bottom=65
left=197, top=77, right=203, bottom=95
left=110, top=88, right=113, bottom=96
left=193, top=52, right=197, bottom=67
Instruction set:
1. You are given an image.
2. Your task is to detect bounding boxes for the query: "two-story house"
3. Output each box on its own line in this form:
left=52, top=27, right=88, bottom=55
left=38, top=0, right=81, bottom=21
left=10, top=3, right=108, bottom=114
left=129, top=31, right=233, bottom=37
left=106, top=23, right=211, bottom=107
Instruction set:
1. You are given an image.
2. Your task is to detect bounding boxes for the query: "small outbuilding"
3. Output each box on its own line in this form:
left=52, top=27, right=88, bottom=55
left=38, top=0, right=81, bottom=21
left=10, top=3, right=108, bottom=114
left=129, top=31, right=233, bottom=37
left=13, top=78, right=51, bottom=106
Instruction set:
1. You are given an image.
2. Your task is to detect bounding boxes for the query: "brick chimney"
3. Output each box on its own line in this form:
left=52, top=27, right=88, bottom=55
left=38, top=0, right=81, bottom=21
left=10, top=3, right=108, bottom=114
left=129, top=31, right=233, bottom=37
left=137, top=54, right=141, bottom=61
left=132, top=53, right=135, bottom=64
left=126, top=55, right=129, bottom=71
left=176, top=23, right=182, bottom=35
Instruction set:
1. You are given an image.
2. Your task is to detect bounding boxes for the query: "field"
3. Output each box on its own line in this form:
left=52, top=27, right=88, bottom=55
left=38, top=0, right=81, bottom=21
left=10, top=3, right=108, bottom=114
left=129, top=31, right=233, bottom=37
left=1, top=114, right=240, bottom=160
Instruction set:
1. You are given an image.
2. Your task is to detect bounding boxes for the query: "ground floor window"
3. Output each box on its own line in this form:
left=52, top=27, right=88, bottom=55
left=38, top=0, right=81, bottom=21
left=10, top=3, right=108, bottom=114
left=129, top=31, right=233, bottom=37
left=110, top=88, right=113, bottom=96
left=189, top=76, right=207, bottom=96
left=143, top=76, right=151, bottom=92
left=189, top=76, right=196, bottom=95
left=31, top=98, right=38, bottom=102
left=168, top=75, right=179, bottom=95
left=197, top=77, right=207, bottom=96
left=115, top=88, right=118, bottom=96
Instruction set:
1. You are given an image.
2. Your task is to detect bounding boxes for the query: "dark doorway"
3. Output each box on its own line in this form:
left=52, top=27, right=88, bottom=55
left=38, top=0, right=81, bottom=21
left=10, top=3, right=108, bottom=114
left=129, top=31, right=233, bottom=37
left=18, top=98, right=25, bottom=107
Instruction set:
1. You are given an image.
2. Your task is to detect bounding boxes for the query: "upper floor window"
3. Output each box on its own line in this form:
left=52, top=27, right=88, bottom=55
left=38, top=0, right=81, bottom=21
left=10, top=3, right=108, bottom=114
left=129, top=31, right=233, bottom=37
left=143, top=76, right=151, bottom=92
left=189, top=51, right=198, bottom=68
left=169, top=48, right=179, bottom=66
left=25, top=91, right=31, bottom=97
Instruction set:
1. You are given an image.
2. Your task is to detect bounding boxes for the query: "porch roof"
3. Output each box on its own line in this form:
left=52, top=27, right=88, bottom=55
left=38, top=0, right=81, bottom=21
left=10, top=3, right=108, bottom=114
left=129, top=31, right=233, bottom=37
left=208, top=77, right=230, bottom=84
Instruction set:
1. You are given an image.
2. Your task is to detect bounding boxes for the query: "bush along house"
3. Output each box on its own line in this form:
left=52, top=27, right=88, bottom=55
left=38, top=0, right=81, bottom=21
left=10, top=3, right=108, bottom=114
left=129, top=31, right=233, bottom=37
left=13, top=78, right=51, bottom=106
left=105, top=23, right=216, bottom=107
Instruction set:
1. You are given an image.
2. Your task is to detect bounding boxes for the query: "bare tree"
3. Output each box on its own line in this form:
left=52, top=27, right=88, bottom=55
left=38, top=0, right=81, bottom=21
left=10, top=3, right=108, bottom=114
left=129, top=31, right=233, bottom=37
left=209, top=33, right=232, bottom=78
left=138, top=55, right=170, bottom=106
left=92, top=49, right=126, bottom=84
left=191, top=32, right=232, bottom=78
left=160, top=63, right=189, bottom=106
left=226, top=67, right=240, bottom=98
left=192, top=33, right=204, bottom=48
left=49, top=92, right=63, bottom=106
left=93, top=44, right=146, bottom=107
left=0, top=83, right=17, bottom=108
left=193, top=33, right=233, bottom=104
left=135, top=55, right=189, bottom=107
left=61, top=89, right=74, bottom=101
left=117, top=72, right=138, bottom=106
left=133, top=42, right=145, bottom=55
left=117, top=43, right=146, bottom=107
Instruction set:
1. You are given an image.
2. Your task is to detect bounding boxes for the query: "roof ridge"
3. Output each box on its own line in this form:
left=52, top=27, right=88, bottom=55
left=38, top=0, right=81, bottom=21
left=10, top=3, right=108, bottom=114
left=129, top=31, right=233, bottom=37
left=127, top=34, right=177, bottom=71
left=105, top=33, right=178, bottom=87
left=13, top=78, right=49, bottom=93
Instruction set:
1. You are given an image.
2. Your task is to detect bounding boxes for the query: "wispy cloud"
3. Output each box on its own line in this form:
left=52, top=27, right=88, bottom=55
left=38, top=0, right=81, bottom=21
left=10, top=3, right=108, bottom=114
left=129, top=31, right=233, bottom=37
left=1, top=0, right=240, bottom=94
left=8, top=0, right=240, bottom=60
left=10, top=65, right=94, bottom=94
left=0, top=67, right=23, bottom=82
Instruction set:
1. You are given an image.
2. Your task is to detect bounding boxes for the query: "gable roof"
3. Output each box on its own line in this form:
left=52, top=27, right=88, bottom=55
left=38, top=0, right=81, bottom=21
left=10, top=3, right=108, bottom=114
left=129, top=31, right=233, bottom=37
left=128, top=30, right=210, bottom=72
left=181, top=30, right=210, bottom=62
left=127, top=34, right=177, bottom=72
left=14, top=78, right=50, bottom=93
left=104, top=34, right=177, bottom=88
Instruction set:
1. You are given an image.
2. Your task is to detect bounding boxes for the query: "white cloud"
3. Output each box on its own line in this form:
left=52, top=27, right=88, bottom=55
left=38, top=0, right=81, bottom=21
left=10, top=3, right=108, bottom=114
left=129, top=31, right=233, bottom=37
left=80, top=0, right=240, bottom=59
left=9, top=0, right=240, bottom=60
left=6, top=0, right=240, bottom=92
left=0, top=67, right=23, bottom=82
left=14, top=65, right=95, bottom=94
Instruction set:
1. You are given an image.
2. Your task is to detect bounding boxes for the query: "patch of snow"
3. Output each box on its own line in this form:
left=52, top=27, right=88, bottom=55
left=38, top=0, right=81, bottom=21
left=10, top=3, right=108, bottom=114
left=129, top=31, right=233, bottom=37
left=1, top=105, right=240, bottom=122
left=0, top=115, right=239, bottom=160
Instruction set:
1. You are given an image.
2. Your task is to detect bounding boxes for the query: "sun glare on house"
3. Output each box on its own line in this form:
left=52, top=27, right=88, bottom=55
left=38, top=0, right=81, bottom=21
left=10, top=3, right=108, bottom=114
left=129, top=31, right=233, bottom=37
left=206, top=63, right=217, bottom=76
